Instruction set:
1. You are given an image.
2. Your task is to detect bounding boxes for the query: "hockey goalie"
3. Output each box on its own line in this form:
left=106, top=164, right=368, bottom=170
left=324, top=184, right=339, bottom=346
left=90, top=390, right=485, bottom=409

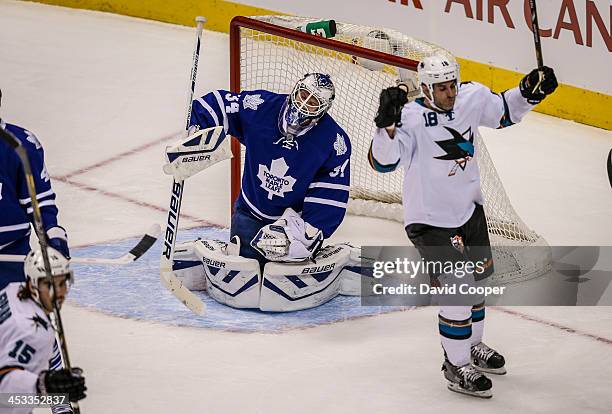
left=163, top=73, right=365, bottom=311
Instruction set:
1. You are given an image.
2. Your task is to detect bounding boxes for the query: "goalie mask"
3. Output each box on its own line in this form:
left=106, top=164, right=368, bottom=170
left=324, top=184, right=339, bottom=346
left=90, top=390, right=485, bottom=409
left=417, top=54, right=460, bottom=111
left=278, top=73, right=335, bottom=137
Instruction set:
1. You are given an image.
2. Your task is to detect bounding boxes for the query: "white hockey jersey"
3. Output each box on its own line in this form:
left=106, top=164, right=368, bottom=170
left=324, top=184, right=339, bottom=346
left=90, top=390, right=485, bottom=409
left=0, top=283, right=64, bottom=414
left=369, top=82, right=534, bottom=228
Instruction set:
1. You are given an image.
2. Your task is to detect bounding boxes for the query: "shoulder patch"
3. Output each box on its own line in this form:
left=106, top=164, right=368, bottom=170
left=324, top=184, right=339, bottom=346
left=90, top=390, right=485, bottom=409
left=243, top=94, right=265, bottom=111
left=25, top=130, right=42, bottom=150
left=0, top=292, right=12, bottom=325
left=334, top=134, right=348, bottom=156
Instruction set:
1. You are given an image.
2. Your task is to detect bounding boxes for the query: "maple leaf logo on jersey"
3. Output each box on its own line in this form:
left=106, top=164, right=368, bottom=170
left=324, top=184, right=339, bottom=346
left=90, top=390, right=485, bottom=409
left=434, top=126, right=475, bottom=176
left=257, top=158, right=296, bottom=200
left=243, top=94, right=264, bottom=110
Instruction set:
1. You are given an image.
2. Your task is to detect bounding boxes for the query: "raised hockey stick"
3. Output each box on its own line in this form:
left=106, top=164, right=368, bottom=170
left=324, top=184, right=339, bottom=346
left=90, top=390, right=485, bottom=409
left=0, top=127, right=81, bottom=413
left=159, top=16, right=207, bottom=316
left=527, top=0, right=544, bottom=68
left=0, top=224, right=161, bottom=265
left=527, top=0, right=548, bottom=95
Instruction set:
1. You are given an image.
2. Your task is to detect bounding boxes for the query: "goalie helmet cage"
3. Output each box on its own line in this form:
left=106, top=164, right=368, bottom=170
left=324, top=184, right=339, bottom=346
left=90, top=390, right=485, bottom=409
left=229, top=15, right=551, bottom=284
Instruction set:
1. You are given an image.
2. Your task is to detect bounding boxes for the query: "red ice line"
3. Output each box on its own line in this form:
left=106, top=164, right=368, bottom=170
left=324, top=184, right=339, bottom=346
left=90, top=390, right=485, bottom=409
left=51, top=133, right=223, bottom=230
left=492, top=307, right=612, bottom=346
left=57, top=132, right=177, bottom=179
left=54, top=176, right=219, bottom=227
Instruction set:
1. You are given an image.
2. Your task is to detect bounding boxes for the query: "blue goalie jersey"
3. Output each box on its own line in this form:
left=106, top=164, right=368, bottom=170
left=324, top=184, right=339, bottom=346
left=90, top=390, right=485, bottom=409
left=0, top=120, right=60, bottom=287
left=191, top=90, right=351, bottom=238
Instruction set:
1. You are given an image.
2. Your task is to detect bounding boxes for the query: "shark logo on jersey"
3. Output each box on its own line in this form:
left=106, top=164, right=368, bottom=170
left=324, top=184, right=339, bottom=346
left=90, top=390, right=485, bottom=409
left=243, top=94, right=264, bottom=111
left=334, top=134, right=347, bottom=156
left=30, top=313, right=49, bottom=331
left=434, top=126, right=475, bottom=176
left=257, top=158, right=296, bottom=200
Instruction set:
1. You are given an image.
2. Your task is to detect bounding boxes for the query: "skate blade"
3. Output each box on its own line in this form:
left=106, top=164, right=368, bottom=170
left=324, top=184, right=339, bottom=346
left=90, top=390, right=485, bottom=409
left=473, top=365, right=507, bottom=375
left=447, top=383, right=492, bottom=399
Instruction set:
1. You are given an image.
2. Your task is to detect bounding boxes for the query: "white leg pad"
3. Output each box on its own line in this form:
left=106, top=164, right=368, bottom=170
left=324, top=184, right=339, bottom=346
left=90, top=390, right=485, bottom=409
left=172, top=241, right=207, bottom=291
left=260, top=245, right=350, bottom=312
left=194, top=240, right=261, bottom=309
left=337, top=245, right=378, bottom=296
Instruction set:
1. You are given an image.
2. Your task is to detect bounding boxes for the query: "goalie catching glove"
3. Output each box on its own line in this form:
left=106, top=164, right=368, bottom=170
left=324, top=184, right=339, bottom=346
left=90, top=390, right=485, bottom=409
left=519, top=66, right=558, bottom=104
left=163, top=125, right=232, bottom=181
left=251, top=208, right=324, bottom=262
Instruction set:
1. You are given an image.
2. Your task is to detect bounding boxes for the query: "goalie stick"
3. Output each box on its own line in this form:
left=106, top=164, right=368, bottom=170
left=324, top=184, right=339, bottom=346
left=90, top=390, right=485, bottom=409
left=0, top=224, right=161, bottom=265
left=159, top=16, right=207, bottom=316
left=0, top=126, right=82, bottom=413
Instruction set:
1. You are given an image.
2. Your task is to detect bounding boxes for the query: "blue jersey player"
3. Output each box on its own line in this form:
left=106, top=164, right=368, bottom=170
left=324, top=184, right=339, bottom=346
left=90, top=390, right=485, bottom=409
left=0, top=89, right=70, bottom=289
left=190, top=73, right=351, bottom=264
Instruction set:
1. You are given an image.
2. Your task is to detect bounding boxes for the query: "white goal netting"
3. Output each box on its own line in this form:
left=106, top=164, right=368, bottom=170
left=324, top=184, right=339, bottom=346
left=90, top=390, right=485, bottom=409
left=233, top=15, right=551, bottom=284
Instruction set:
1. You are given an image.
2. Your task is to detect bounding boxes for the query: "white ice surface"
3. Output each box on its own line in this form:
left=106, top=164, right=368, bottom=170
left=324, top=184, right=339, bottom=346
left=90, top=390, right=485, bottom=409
left=1, top=1, right=611, bottom=413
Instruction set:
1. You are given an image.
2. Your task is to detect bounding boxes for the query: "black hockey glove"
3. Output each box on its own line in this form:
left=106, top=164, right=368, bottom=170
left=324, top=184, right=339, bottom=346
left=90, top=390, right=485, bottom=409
left=37, top=368, right=87, bottom=402
left=374, top=85, right=409, bottom=128
left=519, top=66, right=558, bottom=104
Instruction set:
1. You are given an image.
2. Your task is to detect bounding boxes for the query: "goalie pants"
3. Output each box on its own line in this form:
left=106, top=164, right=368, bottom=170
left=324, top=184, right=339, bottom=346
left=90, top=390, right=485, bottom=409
left=406, top=203, right=493, bottom=367
left=230, top=206, right=269, bottom=266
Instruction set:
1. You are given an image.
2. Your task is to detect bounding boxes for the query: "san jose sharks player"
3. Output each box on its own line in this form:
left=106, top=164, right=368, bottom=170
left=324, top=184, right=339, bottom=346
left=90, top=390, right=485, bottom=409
left=190, top=73, right=351, bottom=264
left=370, top=55, right=557, bottom=397
left=0, top=248, right=86, bottom=413
left=0, top=89, right=70, bottom=289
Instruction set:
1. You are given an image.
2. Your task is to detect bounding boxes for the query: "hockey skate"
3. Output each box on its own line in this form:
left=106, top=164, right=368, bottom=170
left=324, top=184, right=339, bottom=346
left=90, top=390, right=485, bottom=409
left=442, top=359, right=493, bottom=399
left=471, top=342, right=506, bottom=375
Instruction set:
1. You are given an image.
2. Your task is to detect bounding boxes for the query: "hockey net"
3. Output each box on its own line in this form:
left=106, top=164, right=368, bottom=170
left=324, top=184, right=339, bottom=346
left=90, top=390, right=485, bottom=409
left=229, top=15, right=551, bottom=284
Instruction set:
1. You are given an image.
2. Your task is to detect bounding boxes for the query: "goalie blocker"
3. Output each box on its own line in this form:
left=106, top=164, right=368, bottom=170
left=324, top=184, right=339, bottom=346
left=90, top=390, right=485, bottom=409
left=172, top=239, right=372, bottom=311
